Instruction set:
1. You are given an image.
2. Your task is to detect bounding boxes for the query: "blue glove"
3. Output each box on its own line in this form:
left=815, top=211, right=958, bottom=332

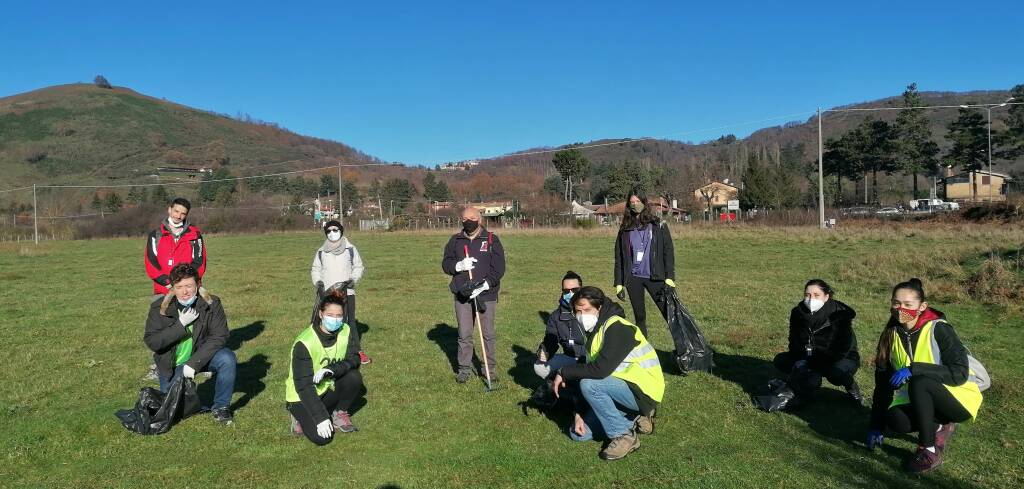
left=867, top=429, right=884, bottom=450
left=889, top=367, right=911, bottom=388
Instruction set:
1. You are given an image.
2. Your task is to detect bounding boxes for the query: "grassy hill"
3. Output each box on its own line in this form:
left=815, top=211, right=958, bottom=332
left=0, top=84, right=381, bottom=186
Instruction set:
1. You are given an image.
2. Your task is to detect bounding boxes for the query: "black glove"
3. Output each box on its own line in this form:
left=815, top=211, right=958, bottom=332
left=455, top=279, right=486, bottom=301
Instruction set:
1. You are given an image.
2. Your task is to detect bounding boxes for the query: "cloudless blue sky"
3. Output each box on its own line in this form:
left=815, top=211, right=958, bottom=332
left=2, top=1, right=1022, bottom=166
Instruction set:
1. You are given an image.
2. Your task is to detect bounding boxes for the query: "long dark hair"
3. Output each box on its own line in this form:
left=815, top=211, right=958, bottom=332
left=875, top=278, right=925, bottom=367
left=620, top=188, right=659, bottom=231
left=571, top=286, right=607, bottom=311
left=804, top=279, right=834, bottom=298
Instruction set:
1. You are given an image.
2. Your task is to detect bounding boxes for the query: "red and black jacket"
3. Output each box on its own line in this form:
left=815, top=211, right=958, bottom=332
left=144, top=223, right=207, bottom=294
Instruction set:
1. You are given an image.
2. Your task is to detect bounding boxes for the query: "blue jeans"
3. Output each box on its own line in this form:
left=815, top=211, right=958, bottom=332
left=570, top=376, right=640, bottom=441
left=159, top=348, right=237, bottom=410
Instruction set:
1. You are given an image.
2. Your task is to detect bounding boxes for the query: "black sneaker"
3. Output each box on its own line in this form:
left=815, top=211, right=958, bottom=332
left=212, top=407, right=234, bottom=426
left=845, top=381, right=864, bottom=406
left=456, top=368, right=473, bottom=384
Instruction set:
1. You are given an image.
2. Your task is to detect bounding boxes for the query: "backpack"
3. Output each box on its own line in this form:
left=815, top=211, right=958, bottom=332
left=934, top=320, right=991, bottom=391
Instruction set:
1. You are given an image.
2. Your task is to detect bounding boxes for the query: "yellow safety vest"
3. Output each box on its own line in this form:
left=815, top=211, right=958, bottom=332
left=284, top=324, right=350, bottom=403
left=889, top=320, right=982, bottom=419
left=588, top=315, right=665, bottom=403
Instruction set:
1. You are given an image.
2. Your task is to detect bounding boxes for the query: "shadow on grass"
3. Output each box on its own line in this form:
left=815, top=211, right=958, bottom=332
left=509, top=344, right=575, bottom=434
left=713, top=351, right=871, bottom=446
left=427, top=323, right=462, bottom=373
left=509, top=344, right=542, bottom=390
left=227, top=320, right=265, bottom=350
left=231, top=353, right=271, bottom=411
left=537, top=310, right=551, bottom=324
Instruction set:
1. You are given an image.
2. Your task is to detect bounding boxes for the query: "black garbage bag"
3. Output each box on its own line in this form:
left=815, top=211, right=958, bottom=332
left=664, top=290, right=714, bottom=374
left=752, top=379, right=796, bottom=412
left=115, top=376, right=200, bottom=435
left=788, top=365, right=823, bottom=404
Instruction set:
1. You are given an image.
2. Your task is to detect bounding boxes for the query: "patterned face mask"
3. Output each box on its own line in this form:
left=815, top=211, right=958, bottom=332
left=895, top=307, right=921, bottom=324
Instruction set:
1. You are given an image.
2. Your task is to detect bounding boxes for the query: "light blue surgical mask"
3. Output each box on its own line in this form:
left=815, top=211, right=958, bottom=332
left=561, top=292, right=574, bottom=305
left=178, top=295, right=197, bottom=307
left=322, top=316, right=346, bottom=332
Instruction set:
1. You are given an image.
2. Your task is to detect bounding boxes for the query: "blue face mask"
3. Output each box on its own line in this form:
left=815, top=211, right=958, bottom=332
left=178, top=295, right=197, bottom=307
left=561, top=292, right=574, bottom=305
left=322, top=316, right=346, bottom=332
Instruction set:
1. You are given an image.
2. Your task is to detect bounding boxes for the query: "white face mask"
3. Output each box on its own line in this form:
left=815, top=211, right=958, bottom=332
left=578, top=314, right=599, bottom=332
left=327, top=231, right=342, bottom=242
left=804, top=298, right=825, bottom=313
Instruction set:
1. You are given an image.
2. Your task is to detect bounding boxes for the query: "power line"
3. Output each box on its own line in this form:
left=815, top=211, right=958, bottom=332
left=0, top=186, right=32, bottom=194
left=824, top=102, right=1023, bottom=114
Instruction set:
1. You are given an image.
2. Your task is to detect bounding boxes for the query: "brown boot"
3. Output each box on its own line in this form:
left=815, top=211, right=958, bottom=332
left=600, top=430, right=640, bottom=461
left=634, top=413, right=654, bottom=435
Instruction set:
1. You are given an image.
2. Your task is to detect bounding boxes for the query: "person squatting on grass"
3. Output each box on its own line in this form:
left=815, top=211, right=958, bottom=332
left=613, top=188, right=677, bottom=340
left=773, top=279, right=863, bottom=406
left=441, top=207, right=506, bottom=385
left=553, top=286, right=665, bottom=461
left=144, top=263, right=236, bottom=426
left=867, top=278, right=984, bottom=473
left=142, top=197, right=208, bottom=381
left=310, top=219, right=371, bottom=365
left=534, top=271, right=588, bottom=380
left=286, top=293, right=365, bottom=445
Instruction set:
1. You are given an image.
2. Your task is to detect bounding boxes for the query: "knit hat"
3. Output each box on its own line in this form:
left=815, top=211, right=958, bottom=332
left=323, top=220, right=343, bottom=236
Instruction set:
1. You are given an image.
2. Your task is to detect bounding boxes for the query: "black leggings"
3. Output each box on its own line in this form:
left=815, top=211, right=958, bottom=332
left=623, top=275, right=670, bottom=338
left=885, top=376, right=971, bottom=447
left=287, top=370, right=364, bottom=446
left=773, top=351, right=859, bottom=388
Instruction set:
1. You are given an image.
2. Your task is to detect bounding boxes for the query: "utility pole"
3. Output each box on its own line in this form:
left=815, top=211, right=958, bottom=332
left=32, top=184, right=38, bottom=244
left=987, top=107, right=993, bottom=204
left=377, top=193, right=383, bottom=221
left=337, top=160, right=344, bottom=224
left=816, top=108, right=826, bottom=229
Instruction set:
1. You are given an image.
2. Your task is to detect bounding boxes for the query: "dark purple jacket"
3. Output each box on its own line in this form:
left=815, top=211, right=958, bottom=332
left=441, top=229, right=506, bottom=303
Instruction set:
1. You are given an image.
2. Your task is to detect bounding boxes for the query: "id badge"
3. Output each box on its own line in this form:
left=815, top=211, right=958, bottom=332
left=635, top=251, right=644, bottom=262
left=805, top=345, right=813, bottom=357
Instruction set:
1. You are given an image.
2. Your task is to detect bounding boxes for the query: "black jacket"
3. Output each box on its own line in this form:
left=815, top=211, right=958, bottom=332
left=441, top=229, right=506, bottom=303
left=869, top=311, right=971, bottom=429
left=557, top=301, right=658, bottom=416
left=614, top=220, right=675, bottom=286
left=144, top=289, right=228, bottom=379
left=540, top=301, right=588, bottom=360
left=288, top=325, right=362, bottom=423
left=787, top=299, right=859, bottom=371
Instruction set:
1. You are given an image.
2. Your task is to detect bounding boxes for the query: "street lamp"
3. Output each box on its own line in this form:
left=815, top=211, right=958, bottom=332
left=986, top=97, right=1015, bottom=203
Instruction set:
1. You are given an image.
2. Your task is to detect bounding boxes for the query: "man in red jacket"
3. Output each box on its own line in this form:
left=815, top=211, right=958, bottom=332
left=142, top=197, right=207, bottom=380
left=145, top=197, right=207, bottom=299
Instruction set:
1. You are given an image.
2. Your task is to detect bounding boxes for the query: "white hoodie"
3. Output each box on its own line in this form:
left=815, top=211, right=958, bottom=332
left=310, top=237, right=365, bottom=290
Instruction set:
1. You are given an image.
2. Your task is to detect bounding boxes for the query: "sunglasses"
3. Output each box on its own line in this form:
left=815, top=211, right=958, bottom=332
left=326, top=228, right=341, bottom=233
left=562, top=287, right=581, bottom=295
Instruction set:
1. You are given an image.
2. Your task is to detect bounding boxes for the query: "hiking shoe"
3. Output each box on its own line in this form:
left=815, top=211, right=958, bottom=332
left=332, top=410, right=358, bottom=433
left=359, top=351, right=372, bottom=365
left=935, top=423, right=956, bottom=453
left=142, top=364, right=159, bottom=381
left=905, top=447, right=942, bottom=473
left=600, top=430, right=640, bottom=461
left=456, top=368, right=473, bottom=384
left=211, top=407, right=234, bottom=426
left=845, top=380, right=864, bottom=406
left=290, top=415, right=303, bottom=437
left=634, top=412, right=655, bottom=435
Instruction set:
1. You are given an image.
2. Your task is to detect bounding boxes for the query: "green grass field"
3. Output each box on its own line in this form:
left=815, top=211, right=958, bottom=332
left=1, top=226, right=1022, bottom=488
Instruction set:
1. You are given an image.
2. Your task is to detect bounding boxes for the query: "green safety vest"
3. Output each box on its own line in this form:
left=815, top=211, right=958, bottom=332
left=588, top=315, right=665, bottom=403
left=889, top=320, right=982, bottom=419
left=284, top=324, right=350, bottom=403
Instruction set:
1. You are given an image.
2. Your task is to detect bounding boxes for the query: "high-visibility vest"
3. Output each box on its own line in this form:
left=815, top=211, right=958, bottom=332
left=284, top=324, right=350, bottom=403
left=889, top=320, right=982, bottom=419
left=588, top=315, right=665, bottom=403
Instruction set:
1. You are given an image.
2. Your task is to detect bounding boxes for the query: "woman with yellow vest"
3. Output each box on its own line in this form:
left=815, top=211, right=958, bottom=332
left=285, top=293, right=365, bottom=446
left=553, top=286, right=665, bottom=461
left=867, top=278, right=982, bottom=473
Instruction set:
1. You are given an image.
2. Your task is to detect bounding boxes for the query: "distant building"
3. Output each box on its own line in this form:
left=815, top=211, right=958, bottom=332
left=940, top=170, right=1012, bottom=203
left=693, top=181, right=740, bottom=211
left=156, top=167, right=213, bottom=178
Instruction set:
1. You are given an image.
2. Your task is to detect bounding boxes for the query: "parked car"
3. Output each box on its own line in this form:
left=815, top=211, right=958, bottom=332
left=876, top=207, right=904, bottom=216
left=840, top=206, right=874, bottom=217
left=909, top=198, right=960, bottom=212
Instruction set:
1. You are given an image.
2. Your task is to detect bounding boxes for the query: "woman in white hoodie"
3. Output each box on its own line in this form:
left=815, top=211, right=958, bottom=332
left=311, top=220, right=370, bottom=364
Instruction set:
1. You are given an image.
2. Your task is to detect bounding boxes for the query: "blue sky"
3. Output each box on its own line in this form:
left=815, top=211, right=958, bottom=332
left=2, top=1, right=1022, bottom=166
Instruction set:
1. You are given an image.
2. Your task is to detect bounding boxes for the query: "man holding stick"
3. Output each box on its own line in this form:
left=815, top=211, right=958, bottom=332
left=441, top=207, right=506, bottom=387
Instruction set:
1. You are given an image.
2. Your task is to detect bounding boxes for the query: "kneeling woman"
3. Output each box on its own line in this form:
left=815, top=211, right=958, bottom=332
left=285, top=293, right=365, bottom=446
left=773, top=279, right=862, bottom=404
left=553, top=286, right=665, bottom=461
left=868, top=278, right=983, bottom=473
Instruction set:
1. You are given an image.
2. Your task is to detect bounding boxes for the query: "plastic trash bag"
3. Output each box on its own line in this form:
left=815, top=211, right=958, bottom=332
left=664, top=290, right=714, bottom=374
left=752, top=379, right=796, bottom=412
left=115, top=376, right=200, bottom=435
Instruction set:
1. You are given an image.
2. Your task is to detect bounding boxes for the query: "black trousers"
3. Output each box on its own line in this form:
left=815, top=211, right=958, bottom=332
left=773, top=351, right=859, bottom=388
left=287, top=370, right=364, bottom=446
left=623, top=274, right=671, bottom=338
left=885, top=376, right=971, bottom=447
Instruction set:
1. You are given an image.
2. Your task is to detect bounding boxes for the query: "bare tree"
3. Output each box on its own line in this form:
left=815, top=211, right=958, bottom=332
left=94, top=75, right=112, bottom=89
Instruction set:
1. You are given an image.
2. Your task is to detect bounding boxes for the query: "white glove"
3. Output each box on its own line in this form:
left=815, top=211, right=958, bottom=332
left=313, top=368, right=333, bottom=384
left=469, top=281, right=490, bottom=299
left=455, top=257, right=478, bottom=272
left=183, top=364, right=196, bottom=379
left=178, top=307, right=199, bottom=327
left=316, top=419, right=333, bottom=439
